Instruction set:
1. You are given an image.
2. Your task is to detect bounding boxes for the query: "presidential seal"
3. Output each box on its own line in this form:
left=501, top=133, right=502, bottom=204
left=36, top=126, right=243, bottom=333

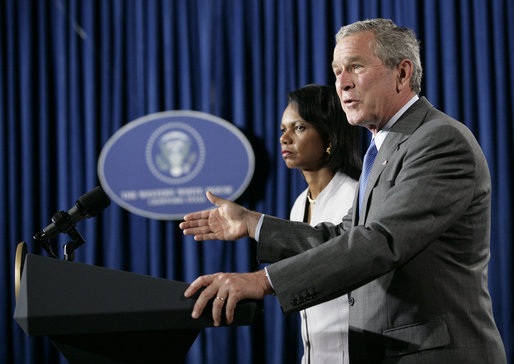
left=146, top=122, right=206, bottom=184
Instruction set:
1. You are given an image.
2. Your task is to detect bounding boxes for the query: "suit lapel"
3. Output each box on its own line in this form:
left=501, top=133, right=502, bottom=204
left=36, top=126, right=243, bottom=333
left=358, top=97, right=434, bottom=223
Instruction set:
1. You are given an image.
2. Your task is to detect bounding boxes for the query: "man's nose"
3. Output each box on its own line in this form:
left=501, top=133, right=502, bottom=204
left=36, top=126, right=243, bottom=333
left=336, top=71, right=354, bottom=91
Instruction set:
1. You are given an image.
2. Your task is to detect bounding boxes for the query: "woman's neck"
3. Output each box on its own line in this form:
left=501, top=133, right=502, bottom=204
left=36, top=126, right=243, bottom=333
left=302, top=167, right=335, bottom=199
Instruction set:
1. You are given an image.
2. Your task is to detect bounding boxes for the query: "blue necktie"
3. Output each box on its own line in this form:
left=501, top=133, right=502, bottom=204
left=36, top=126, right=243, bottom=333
left=359, top=138, right=378, bottom=213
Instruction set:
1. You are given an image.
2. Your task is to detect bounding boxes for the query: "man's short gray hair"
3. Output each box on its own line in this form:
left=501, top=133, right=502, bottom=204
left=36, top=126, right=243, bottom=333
left=336, top=18, right=422, bottom=94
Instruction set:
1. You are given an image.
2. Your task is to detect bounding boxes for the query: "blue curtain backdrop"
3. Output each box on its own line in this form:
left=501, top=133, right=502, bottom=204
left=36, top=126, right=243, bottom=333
left=1, top=0, right=513, bottom=363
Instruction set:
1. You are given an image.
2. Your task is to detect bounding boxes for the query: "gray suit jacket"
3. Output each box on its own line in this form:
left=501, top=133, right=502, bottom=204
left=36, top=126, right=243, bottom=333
left=258, top=98, right=506, bottom=363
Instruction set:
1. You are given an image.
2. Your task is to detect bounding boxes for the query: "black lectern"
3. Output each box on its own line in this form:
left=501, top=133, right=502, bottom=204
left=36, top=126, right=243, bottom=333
left=14, top=248, right=259, bottom=363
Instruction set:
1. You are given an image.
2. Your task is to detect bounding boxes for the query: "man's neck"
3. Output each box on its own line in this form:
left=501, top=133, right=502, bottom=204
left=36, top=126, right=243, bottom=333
left=370, top=94, right=419, bottom=136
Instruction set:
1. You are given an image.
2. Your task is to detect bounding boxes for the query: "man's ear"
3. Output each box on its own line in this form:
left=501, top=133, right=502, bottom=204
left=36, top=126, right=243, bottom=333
left=396, top=58, right=413, bottom=93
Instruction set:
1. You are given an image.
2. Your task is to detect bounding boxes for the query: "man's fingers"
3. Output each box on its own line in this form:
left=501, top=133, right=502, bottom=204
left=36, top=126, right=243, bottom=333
left=186, top=274, right=225, bottom=323
left=185, top=272, right=264, bottom=326
left=183, top=209, right=211, bottom=222
left=181, top=224, right=213, bottom=236
left=190, top=282, right=219, bottom=319
left=225, top=295, right=239, bottom=324
left=191, top=295, right=209, bottom=319
left=180, top=218, right=209, bottom=229
left=206, top=190, right=222, bottom=205
left=193, top=232, right=218, bottom=241
left=211, top=290, right=229, bottom=326
left=184, top=275, right=210, bottom=297
left=210, top=274, right=227, bottom=326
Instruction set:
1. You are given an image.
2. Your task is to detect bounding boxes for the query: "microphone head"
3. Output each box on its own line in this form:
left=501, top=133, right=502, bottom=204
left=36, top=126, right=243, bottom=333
left=76, top=186, right=111, bottom=218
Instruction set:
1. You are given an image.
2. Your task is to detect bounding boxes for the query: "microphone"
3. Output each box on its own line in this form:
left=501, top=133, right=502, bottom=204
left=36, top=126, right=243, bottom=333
left=33, top=186, right=111, bottom=242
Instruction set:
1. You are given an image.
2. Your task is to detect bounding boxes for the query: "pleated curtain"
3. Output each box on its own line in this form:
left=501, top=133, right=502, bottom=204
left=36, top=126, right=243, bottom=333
left=1, top=1, right=512, bottom=363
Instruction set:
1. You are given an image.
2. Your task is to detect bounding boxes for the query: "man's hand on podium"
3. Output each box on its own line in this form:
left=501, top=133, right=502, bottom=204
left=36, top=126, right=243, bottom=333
left=184, top=270, right=273, bottom=326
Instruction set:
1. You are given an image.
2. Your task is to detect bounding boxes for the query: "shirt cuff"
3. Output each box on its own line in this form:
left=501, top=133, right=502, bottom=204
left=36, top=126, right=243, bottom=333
left=264, top=266, right=276, bottom=292
left=254, top=214, right=265, bottom=242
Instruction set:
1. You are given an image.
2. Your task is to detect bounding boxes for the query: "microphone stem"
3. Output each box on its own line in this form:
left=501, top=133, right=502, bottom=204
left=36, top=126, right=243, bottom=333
left=63, top=226, right=86, bottom=261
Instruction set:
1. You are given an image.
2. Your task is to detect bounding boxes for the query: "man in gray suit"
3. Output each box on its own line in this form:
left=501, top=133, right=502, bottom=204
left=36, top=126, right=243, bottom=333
left=180, top=19, right=506, bottom=363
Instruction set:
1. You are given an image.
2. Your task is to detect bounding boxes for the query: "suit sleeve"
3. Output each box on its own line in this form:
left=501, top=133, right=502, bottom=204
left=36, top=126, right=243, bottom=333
left=259, top=118, right=485, bottom=314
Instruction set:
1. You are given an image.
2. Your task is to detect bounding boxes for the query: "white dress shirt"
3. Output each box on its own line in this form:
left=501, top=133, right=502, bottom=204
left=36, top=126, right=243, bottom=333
left=373, top=94, right=419, bottom=150
left=289, top=172, right=357, bottom=364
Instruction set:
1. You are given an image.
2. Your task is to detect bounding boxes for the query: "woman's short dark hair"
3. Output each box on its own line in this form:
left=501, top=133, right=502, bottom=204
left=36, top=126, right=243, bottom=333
left=287, top=84, right=362, bottom=180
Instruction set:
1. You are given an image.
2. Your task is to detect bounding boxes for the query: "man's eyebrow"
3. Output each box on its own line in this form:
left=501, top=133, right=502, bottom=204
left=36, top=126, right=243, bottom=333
left=333, top=56, right=364, bottom=67
left=347, top=56, right=364, bottom=63
left=332, top=56, right=364, bottom=65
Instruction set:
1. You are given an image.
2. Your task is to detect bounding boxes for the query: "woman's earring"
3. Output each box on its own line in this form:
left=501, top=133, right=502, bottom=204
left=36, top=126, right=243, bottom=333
left=326, top=146, right=332, bottom=155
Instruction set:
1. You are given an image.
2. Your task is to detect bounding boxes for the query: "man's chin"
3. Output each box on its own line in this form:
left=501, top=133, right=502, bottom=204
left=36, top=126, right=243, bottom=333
left=346, top=116, right=364, bottom=127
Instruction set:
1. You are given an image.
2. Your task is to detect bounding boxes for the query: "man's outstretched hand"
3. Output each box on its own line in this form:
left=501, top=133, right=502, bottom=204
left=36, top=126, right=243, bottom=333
left=179, top=191, right=262, bottom=241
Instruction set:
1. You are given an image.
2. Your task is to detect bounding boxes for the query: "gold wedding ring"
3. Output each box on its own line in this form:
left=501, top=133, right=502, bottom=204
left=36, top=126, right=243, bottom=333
left=216, top=296, right=225, bottom=301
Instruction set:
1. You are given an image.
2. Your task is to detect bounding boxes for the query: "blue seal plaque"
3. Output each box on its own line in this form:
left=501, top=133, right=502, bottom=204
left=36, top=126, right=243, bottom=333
left=98, top=111, right=255, bottom=220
